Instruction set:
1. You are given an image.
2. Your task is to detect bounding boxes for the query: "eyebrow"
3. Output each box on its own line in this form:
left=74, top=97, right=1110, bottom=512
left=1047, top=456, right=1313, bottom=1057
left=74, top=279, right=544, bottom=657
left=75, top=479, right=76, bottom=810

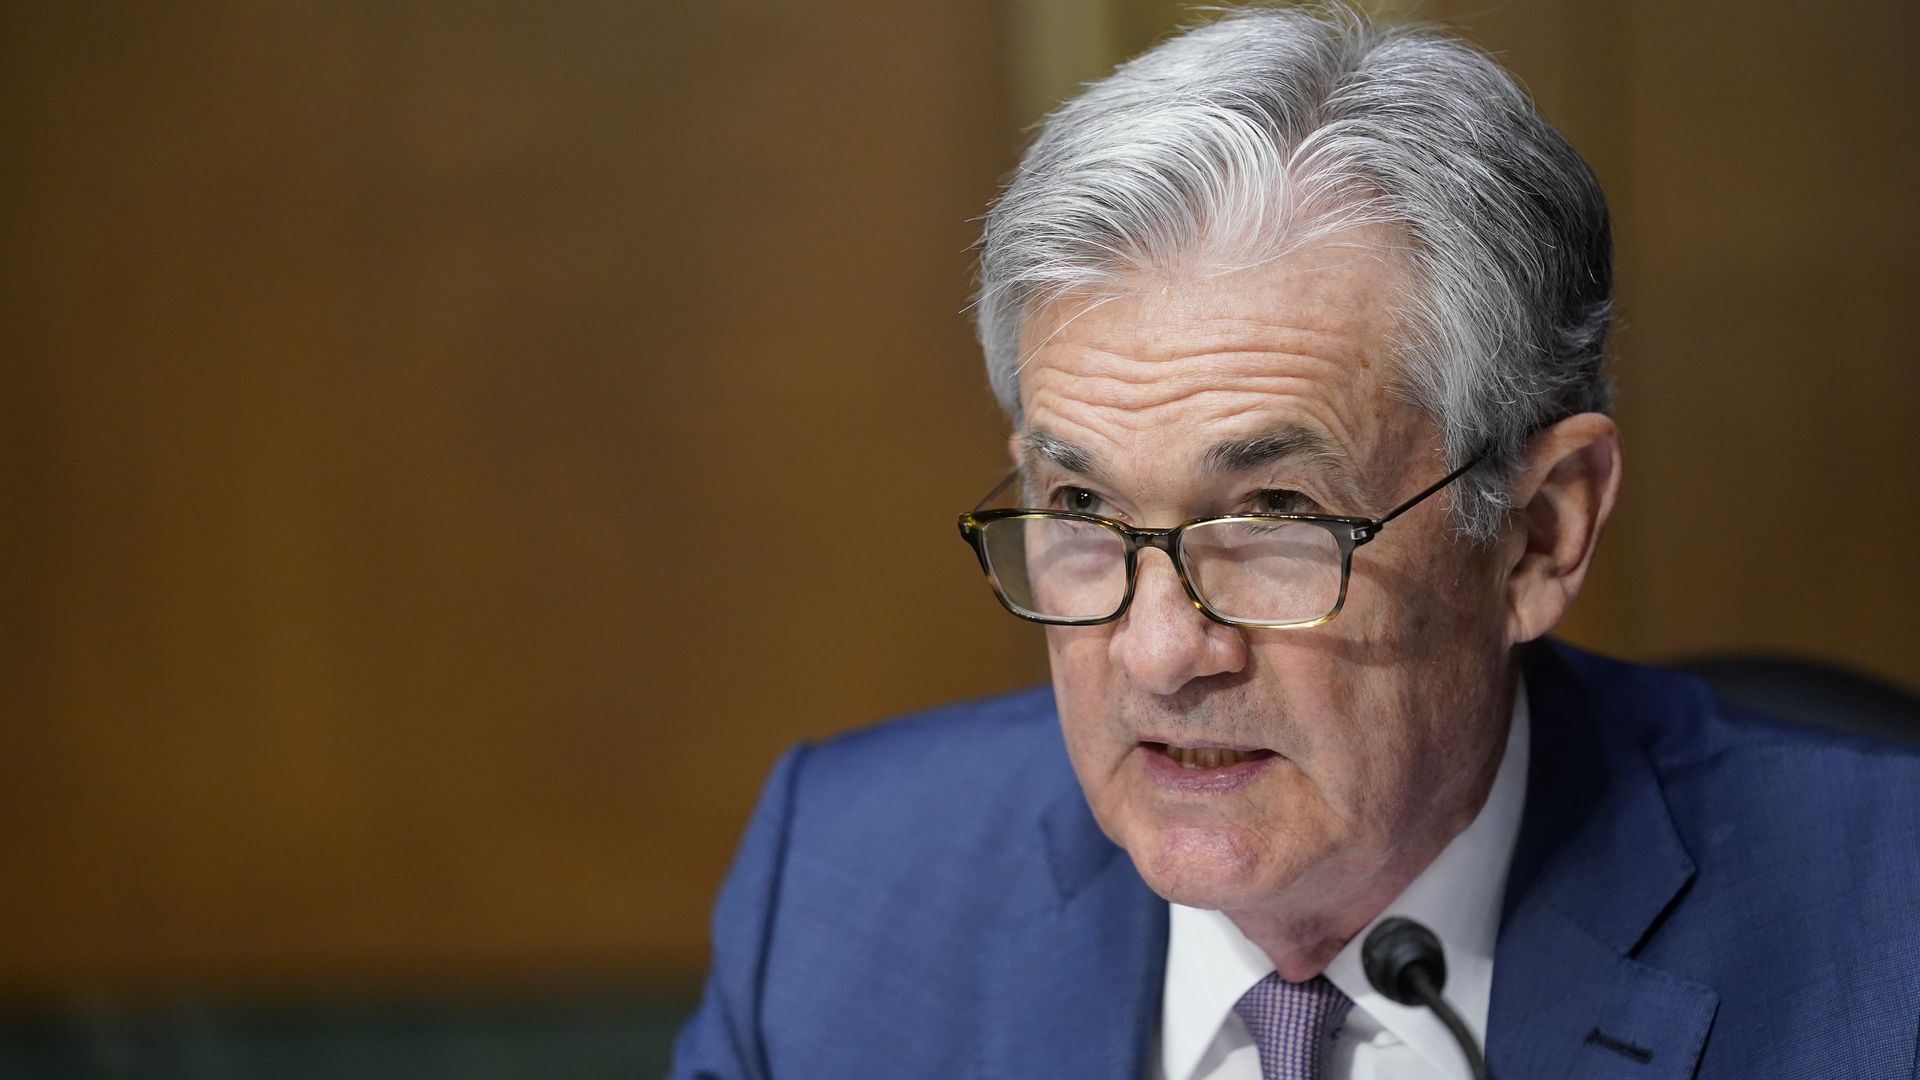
left=1206, top=425, right=1371, bottom=508
left=1022, top=423, right=1371, bottom=510
left=1020, top=429, right=1104, bottom=479
left=1201, top=426, right=1340, bottom=475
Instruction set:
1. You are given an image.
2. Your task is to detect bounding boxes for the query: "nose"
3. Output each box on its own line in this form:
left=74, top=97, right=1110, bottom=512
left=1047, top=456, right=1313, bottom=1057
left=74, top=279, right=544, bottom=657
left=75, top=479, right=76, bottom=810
left=1109, top=549, right=1248, bottom=696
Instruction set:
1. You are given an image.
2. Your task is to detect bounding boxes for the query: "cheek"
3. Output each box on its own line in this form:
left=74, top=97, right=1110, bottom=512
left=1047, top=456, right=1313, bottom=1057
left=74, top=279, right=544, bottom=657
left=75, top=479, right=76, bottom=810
left=1045, top=626, right=1126, bottom=764
left=1314, top=547, right=1510, bottom=822
left=1247, top=597, right=1474, bottom=828
left=1263, top=647, right=1411, bottom=810
left=1045, top=625, right=1108, bottom=706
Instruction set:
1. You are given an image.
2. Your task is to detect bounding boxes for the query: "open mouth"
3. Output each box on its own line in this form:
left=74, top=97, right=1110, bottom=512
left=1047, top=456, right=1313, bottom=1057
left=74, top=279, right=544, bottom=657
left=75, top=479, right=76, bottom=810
left=1141, top=742, right=1277, bottom=770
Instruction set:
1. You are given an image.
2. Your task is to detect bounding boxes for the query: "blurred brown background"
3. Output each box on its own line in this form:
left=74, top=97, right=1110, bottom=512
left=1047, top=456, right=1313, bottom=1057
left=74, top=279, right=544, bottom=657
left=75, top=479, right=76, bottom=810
left=1, top=0, right=1915, bottom=1065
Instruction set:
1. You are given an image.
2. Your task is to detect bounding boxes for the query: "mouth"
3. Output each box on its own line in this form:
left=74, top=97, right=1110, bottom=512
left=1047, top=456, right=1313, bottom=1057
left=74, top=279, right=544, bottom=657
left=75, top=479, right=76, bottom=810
left=1138, top=740, right=1278, bottom=793
left=1143, top=742, right=1276, bottom=769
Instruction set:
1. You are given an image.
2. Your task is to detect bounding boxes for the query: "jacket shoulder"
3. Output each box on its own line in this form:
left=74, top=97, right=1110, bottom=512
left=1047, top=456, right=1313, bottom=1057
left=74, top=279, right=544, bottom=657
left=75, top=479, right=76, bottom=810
left=1541, top=642, right=1920, bottom=1069
left=1546, top=639, right=1920, bottom=776
left=806, top=684, right=1060, bottom=772
left=1545, top=642, right=1920, bottom=861
left=760, top=687, right=1076, bottom=1071
left=671, top=686, right=1075, bottom=1079
left=793, top=684, right=1067, bottom=839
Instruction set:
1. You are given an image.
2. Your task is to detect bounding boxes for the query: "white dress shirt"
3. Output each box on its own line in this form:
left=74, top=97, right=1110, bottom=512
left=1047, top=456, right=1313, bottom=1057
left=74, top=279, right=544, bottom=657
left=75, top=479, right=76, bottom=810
left=1152, top=686, right=1530, bottom=1080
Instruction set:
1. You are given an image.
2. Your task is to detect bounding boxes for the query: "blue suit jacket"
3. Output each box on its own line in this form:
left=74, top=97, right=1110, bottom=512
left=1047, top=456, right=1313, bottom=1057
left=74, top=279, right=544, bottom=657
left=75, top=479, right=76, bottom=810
left=671, top=642, right=1920, bottom=1078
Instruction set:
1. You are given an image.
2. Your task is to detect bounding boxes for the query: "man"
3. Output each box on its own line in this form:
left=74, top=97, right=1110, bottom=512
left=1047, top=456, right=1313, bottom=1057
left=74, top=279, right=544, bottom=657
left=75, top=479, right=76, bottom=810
left=671, top=8, right=1920, bottom=1078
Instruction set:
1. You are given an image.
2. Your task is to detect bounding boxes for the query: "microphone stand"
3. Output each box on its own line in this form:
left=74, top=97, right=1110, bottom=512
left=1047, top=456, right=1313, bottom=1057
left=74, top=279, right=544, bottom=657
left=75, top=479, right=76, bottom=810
left=1361, top=917, right=1488, bottom=1080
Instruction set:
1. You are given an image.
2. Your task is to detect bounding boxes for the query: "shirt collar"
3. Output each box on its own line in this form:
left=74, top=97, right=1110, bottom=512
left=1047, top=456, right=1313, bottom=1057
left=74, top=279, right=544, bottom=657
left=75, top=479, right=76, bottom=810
left=1158, top=682, right=1530, bottom=1080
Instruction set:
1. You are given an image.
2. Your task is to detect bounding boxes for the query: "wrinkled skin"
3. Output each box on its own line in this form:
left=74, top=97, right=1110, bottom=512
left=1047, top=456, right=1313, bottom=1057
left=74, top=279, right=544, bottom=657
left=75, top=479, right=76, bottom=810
left=1014, top=230, right=1613, bottom=978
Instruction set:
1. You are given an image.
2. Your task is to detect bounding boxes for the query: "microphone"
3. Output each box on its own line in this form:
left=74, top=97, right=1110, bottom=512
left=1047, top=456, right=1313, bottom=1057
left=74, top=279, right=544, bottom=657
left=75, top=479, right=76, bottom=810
left=1361, top=917, right=1487, bottom=1080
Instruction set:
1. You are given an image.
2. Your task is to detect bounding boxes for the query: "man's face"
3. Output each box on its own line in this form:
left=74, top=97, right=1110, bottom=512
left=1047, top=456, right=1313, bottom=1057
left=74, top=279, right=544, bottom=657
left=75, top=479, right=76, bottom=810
left=1017, top=232, right=1515, bottom=939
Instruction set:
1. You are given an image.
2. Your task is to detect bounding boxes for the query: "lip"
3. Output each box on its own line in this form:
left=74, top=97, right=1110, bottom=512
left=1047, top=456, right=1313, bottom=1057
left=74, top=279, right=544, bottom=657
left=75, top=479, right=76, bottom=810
left=1138, top=740, right=1279, bottom=794
left=1138, top=735, right=1266, bottom=751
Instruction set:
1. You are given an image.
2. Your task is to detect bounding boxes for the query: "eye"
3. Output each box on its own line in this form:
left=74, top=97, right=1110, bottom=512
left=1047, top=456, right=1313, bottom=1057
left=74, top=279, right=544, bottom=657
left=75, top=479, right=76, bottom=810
left=1251, top=488, right=1313, bottom=514
left=1050, top=486, right=1108, bottom=514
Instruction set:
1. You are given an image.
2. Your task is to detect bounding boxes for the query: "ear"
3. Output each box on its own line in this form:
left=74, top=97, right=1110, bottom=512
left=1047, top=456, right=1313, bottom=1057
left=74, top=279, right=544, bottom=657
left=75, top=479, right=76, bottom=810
left=1501, top=413, right=1623, bottom=645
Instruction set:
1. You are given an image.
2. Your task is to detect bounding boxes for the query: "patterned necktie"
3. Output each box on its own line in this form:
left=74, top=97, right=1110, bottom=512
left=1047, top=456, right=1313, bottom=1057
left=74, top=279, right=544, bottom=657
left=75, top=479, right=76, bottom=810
left=1232, top=972, right=1355, bottom=1080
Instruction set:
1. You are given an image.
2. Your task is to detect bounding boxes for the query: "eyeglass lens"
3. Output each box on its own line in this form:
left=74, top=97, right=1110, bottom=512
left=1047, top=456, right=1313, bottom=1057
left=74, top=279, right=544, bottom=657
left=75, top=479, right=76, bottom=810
left=978, top=516, right=1343, bottom=624
left=980, top=516, right=1128, bottom=620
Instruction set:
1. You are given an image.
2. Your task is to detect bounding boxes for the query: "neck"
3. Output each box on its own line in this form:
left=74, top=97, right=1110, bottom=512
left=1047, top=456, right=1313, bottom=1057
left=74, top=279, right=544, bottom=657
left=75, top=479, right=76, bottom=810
left=1221, top=853, right=1432, bottom=982
left=1226, top=742, right=1505, bottom=981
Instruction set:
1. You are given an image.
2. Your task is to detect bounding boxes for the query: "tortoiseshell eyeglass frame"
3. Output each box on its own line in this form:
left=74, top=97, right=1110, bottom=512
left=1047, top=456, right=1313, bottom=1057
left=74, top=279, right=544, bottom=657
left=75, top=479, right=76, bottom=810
left=955, top=452, right=1486, bottom=630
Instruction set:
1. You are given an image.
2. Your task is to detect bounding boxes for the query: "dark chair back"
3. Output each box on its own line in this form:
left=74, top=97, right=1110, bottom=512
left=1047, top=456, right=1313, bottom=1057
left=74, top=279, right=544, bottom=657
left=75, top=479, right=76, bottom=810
left=1673, top=654, right=1920, bottom=747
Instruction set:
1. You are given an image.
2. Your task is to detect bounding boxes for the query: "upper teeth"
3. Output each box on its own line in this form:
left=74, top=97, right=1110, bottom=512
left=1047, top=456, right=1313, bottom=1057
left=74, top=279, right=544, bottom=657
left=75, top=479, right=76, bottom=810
left=1165, top=746, right=1254, bottom=769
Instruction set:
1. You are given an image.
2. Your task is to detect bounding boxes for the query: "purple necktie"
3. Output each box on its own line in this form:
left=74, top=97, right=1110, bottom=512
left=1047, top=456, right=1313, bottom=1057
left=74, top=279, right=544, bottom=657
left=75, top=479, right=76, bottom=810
left=1232, top=973, right=1354, bottom=1080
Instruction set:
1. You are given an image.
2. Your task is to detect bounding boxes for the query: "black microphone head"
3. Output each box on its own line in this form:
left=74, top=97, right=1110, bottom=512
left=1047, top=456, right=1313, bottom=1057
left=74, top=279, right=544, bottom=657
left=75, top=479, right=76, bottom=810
left=1361, top=916, right=1447, bottom=1006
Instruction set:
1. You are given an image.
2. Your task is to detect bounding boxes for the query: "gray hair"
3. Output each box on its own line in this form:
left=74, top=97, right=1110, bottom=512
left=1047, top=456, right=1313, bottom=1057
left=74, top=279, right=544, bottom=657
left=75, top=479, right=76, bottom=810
left=974, top=5, right=1612, bottom=541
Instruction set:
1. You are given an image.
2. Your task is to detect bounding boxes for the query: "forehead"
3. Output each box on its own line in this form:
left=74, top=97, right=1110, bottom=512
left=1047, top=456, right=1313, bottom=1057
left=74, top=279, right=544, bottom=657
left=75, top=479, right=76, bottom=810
left=1014, top=231, right=1423, bottom=493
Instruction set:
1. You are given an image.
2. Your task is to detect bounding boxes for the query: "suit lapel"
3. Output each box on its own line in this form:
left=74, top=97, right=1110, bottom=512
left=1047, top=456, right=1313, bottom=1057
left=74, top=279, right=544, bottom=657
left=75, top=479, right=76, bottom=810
left=976, top=785, right=1167, bottom=1080
left=1488, top=644, right=1718, bottom=1079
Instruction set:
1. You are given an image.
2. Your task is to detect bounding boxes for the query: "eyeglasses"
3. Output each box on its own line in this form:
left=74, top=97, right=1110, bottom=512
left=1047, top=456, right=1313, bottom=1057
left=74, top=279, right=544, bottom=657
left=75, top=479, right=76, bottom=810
left=956, top=454, right=1484, bottom=629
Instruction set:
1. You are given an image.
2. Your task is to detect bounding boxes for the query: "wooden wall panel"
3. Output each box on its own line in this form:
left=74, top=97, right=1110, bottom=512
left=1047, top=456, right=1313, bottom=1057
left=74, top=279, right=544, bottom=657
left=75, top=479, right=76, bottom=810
left=1426, top=0, right=1920, bottom=682
left=0, top=2, right=1034, bottom=997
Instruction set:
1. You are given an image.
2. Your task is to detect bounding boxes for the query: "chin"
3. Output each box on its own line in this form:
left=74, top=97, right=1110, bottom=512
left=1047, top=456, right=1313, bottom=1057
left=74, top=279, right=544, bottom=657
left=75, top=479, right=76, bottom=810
left=1126, top=823, right=1278, bottom=910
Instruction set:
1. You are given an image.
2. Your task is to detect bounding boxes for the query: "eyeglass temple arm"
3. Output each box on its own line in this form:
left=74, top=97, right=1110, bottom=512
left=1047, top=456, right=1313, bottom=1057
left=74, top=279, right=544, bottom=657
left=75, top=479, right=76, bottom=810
left=973, top=469, right=1021, bottom=512
left=1360, top=452, right=1488, bottom=537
